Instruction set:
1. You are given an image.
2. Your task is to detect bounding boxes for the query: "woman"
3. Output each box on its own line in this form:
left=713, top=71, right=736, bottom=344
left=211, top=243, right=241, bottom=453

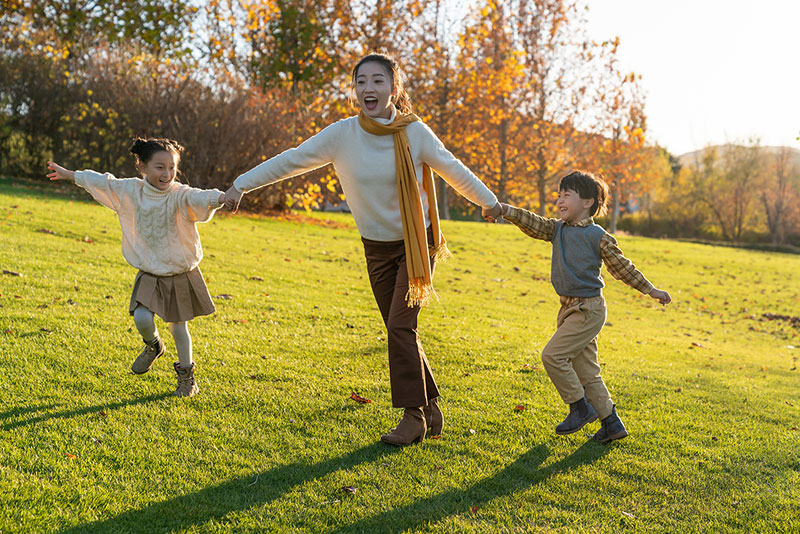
left=225, top=53, right=503, bottom=445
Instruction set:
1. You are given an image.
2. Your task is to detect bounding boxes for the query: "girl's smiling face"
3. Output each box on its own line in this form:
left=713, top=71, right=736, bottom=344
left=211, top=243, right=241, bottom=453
left=140, top=150, right=178, bottom=190
left=355, top=61, right=395, bottom=120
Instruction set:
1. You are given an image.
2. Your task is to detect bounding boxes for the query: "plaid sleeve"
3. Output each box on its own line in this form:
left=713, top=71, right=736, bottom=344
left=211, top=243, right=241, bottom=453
left=502, top=205, right=556, bottom=242
left=600, top=232, right=655, bottom=294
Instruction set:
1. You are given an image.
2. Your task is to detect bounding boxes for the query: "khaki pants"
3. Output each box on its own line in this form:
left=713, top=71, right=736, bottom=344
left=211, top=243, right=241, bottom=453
left=541, top=295, right=614, bottom=419
left=362, top=232, right=440, bottom=408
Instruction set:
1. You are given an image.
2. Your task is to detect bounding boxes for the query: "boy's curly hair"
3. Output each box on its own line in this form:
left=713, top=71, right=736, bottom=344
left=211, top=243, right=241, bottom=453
left=558, top=170, right=610, bottom=217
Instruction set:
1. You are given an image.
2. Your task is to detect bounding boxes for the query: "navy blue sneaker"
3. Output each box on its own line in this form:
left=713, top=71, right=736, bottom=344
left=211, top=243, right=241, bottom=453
left=591, top=405, right=628, bottom=443
left=555, top=397, right=598, bottom=435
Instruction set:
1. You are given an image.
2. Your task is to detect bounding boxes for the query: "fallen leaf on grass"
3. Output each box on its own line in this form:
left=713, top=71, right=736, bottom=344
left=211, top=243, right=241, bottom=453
left=65, top=453, right=77, bottom=460
left=40, top=327, right=52, bottom=333
left=81, top=236, right=93, bottom=243
left=471, top=506, right=479, bottom=514
left=515, top=404, right=526, bottom=412
left=214, top=294, right=234, bottom=300
left=37, top=228, right=55, bottom=235
left=249, top=276, right=264, bottom=281
left=2, top=270, right=21, bottom=276
left=341, top=486, right=357, bottom=495
left=350, top=392, right=372, bottom=404
left=675, top=387, right=682, bottom=393
left=691, top=342, right=704, bottom=348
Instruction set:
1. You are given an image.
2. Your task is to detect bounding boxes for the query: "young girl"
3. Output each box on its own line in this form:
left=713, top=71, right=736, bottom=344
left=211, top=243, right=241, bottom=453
left=47, top=137, right=225, bottom=397
left=224, top=53, right=503, bottom=445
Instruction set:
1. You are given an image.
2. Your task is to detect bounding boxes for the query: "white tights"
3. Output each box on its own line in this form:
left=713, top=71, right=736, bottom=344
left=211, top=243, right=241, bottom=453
left=132, top=305, right=193, bottom=368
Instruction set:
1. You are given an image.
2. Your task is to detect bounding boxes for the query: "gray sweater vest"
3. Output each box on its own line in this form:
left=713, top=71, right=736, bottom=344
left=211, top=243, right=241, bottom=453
left=551, top=220, right=606, bottom=297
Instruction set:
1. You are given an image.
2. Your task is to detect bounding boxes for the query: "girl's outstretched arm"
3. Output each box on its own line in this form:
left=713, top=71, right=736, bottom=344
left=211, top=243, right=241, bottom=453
left=47, top=162, right=75, bottom=182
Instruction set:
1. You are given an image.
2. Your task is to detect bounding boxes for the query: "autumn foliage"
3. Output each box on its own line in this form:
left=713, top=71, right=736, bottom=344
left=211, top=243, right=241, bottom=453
left=2, top=1, right=797, bottom=244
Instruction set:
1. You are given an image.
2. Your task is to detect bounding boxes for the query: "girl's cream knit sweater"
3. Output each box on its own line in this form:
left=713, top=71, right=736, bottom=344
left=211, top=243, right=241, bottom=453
left=75, top=170, right=223, bottom=276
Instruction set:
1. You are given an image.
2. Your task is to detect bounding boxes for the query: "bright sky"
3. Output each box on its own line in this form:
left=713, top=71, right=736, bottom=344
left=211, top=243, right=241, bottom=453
left=584, top=0, right=800, bottom=155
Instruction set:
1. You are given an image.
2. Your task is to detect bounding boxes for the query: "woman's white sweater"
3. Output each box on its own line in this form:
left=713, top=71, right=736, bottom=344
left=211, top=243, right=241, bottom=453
left=75, top=170, right=223, bottom=276
left=234, top=112, right=498, bottom=241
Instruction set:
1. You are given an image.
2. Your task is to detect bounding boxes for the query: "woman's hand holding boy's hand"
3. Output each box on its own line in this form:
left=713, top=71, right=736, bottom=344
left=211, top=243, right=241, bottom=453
left=482, top=202, right=504, bottom=223
left=649, top=288, right=672, bottom=305
left=224, top=185, right=243, bottom=213
left=46, top=162, right=75, bottom=182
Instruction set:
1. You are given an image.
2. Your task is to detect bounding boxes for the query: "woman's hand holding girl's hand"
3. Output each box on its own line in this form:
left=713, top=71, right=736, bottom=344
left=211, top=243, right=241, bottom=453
left=224, top=185, right=243, bottom=213
left=482, top=202, right=504, bottom=223
left=47, top=162, right=75, bottom=182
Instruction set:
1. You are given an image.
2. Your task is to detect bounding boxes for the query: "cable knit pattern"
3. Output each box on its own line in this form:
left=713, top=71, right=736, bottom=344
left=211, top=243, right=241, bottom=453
left=74, top=170, right=223, bottom=276
left=234, top=110, right=498, bottom=241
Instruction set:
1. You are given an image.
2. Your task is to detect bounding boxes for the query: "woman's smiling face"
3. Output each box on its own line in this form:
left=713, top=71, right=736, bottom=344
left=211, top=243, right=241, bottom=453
left=355, top=61, right=394, bottom=120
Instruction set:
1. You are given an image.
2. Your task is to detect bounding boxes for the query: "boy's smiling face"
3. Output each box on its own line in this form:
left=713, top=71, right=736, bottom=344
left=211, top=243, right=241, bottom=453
left=557, top=188, right=595, bottom=224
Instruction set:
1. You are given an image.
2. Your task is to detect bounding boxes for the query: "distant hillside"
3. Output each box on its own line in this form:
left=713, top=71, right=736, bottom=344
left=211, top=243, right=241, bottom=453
left=678, top=145, right=800, bottom=168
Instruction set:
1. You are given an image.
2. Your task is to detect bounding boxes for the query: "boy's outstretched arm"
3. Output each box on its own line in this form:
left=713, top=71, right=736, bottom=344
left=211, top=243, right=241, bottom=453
left=601, top=233, right=672, bottom=306
left=47, top=162, right=75, bottom=182
left=500, top=203, right=555, bottom=242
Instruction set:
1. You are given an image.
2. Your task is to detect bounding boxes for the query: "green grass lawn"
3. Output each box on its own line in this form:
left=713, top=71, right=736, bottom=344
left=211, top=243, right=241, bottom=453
left=1, top=177, right=798, bottom=533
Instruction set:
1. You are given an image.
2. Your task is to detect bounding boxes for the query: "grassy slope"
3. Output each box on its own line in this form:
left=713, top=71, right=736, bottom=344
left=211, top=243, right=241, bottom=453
left=0, top=178, right=798, bottom=533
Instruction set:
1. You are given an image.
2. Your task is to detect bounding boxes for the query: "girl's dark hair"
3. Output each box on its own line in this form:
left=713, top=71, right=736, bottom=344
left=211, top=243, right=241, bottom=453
left=558, top=170, right=609, bottom=217
left=351, top=53, right=412, bottom=115
left=129, top=137, right=184, bottom=166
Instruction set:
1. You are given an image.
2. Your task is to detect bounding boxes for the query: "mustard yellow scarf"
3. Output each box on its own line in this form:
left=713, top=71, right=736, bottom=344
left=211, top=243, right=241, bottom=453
left=358, top=111, right=451, bottom=307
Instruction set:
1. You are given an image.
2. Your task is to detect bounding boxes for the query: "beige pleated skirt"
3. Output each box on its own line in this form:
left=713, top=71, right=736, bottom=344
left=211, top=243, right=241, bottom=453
left=128, top=266, right=215, bottom=323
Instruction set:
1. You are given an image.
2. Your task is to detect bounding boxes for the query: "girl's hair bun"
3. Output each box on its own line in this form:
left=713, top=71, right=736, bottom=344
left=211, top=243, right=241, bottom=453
left=129, top=137, right=184, bottom=164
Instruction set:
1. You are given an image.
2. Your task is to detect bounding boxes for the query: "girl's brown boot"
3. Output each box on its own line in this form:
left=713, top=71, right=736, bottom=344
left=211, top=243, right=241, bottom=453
left=173, top=362, right=199, bottom=398
left=380, top=407, right=426, bottom=446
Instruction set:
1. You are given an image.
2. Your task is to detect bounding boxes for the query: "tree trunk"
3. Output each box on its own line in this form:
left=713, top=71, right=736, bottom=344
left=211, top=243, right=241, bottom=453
left=608, top=182, right=620, bottom=233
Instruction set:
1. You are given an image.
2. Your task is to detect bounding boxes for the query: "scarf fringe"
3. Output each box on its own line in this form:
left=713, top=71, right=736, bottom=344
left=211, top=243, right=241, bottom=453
left=431, top=243, right=452, bottom=263
left=405, top=279, right=439, bottom=308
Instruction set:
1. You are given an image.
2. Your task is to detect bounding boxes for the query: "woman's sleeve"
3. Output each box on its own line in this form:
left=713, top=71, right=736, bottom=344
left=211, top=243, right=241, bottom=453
left=179, top=187, right=224, bottom=223
left=417, top=123, right=498, bottom=208
left=73, top=170, right=129, bottom=211
left=233, top=121, right=340, bottom=194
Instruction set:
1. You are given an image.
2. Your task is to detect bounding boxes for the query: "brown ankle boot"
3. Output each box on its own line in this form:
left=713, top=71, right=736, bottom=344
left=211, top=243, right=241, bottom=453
left=173, top=362, right=199, bottom=398
left=380, top=407, right=426, bottom=446
left=131, top=337, right=165, bottom=375
left=423, top=397, right=444, bottom=437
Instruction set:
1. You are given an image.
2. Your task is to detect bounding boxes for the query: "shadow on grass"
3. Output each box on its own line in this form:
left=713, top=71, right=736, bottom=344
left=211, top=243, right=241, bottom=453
left=0, top=393, right=171, bottom=431
left=331, top=440, right=609, bottom=533
left=0, top=402, right=60, bottom=421
left=58, top=442, right=402, bottom=534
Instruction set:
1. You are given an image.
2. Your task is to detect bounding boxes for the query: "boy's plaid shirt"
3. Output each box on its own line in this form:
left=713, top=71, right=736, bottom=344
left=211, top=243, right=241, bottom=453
left=503, top=206, right=655, bottom=295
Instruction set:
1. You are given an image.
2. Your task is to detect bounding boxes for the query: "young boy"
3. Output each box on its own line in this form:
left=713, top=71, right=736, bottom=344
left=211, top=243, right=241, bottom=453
left=500, top=170, right=671, bottom=443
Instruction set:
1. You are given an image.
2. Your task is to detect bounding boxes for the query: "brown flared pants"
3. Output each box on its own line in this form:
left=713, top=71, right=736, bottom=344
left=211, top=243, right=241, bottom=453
left=362, top=232, right=440, bottom=408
